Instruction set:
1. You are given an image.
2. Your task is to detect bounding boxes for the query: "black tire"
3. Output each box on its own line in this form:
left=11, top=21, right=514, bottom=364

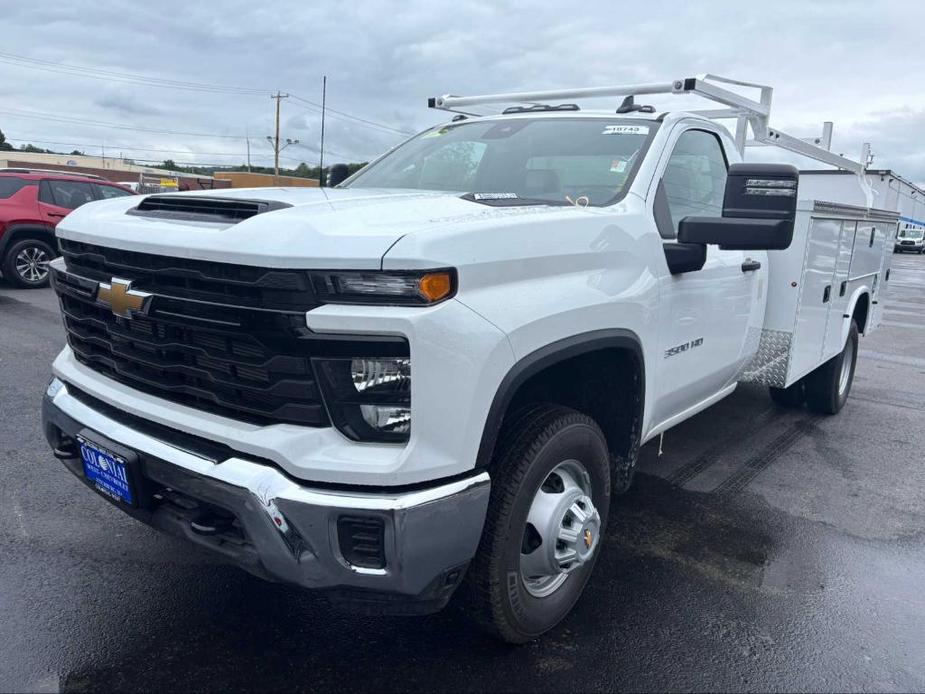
left=462, top=405, right=611, bottom=643
left=2, top=238, right=55, bottom=288
left=769, top=380, right=805, bottom=408
left=805, top=321, right=859, bottom=414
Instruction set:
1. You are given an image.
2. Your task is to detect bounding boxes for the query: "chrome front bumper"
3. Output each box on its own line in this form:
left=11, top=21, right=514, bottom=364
left=42, top=379, right=491, bottom=613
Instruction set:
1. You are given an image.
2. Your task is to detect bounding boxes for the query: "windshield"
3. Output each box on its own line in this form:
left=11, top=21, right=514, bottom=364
left=344, top=117, right=657, bottom=206
left=898, top=228, right=924, bottom=239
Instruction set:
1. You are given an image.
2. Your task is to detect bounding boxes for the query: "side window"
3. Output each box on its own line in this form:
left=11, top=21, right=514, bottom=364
left=0, top=177, right=29, bottom=199
left=45, top=180, right=95, bottom=210
left=96, top=184, right=133, bottom=199
left=659, top=130, right=728, bottom=237
left=38, top=180, right=56, bottom=205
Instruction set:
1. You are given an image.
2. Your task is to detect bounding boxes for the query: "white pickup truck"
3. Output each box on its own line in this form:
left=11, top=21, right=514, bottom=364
left=42, top=76, right=894, bottom=642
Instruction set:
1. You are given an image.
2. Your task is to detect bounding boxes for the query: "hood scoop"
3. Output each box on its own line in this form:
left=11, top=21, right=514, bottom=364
left=127, top=195, right=291, bottom=223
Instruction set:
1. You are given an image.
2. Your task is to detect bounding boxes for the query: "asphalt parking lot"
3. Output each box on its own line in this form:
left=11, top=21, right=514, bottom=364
left=1, top=255, right=924, bottom=693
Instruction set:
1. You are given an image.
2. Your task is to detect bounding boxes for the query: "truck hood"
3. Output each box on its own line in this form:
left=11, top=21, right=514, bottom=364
left=55, top=187, right=575, bottom=269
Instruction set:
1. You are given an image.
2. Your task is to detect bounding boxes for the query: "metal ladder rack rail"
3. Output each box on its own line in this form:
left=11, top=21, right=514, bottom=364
left=429, top=74, right=867, bottom=174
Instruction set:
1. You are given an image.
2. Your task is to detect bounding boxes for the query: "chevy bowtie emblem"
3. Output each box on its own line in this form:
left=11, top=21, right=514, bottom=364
left=583, top=528, right=593, bottom=549
left=96, top=278, right=152, bottom=318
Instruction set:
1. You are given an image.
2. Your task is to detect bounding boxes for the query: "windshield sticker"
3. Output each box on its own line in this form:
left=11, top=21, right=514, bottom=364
left=421, top=127, right=452, bottom=139
left=602, top=124, right=649, bottom=136
left=610, top=159, right=628, bottom=173
left=473, top=192, right=518, bottom=200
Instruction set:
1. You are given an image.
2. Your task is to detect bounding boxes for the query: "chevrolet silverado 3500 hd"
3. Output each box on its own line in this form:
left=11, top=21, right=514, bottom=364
left=42, top=76, right=894, bottom=642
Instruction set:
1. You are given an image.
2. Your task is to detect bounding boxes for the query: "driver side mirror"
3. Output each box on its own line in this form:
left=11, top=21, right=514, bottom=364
left=326, top=163, right=350, bottom=187
left=678, top=163, right=798, bottom=251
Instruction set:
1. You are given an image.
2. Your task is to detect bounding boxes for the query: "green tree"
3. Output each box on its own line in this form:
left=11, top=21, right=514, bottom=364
left=0, top=128, right=12, bottom=151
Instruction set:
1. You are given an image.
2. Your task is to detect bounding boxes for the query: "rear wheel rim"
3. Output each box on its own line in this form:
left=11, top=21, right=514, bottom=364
left=14, top=245, right=50, bottom=283
left=520, top=459, right=601, bottom=599
left=838, top=335, right=855, bottom=396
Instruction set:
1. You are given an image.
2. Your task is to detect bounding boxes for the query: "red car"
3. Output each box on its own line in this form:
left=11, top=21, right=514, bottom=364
left=0, top=169, right=135, bottom=288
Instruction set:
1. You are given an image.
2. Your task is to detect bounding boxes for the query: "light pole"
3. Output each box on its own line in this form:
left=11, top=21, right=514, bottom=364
left=265, top=136, right=299, bottom=183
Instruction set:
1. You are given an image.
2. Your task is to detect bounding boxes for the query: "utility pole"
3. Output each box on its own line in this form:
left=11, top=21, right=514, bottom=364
left=270, top=91, right=289, bottom=183
left=246, top=137, right=251, bottom=172
left=319, top=75, right=327, bottom=186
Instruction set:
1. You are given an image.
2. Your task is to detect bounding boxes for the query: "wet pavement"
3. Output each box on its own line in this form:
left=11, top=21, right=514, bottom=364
left=1, top=255, right=924, bottom=692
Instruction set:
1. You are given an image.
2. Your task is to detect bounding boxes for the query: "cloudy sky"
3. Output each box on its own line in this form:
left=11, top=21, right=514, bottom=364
left=1, top=1, right=924, bottom=182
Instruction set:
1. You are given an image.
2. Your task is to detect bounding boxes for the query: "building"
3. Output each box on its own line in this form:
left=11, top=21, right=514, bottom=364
left=214, top=171, right=319, bottom=188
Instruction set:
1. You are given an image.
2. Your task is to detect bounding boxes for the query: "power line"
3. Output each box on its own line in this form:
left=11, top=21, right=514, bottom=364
left=0, top=50, right=416, bottom=135
left=0, top=107, right=246, bottom=139
left=289, top=93, right=414, bottom=136
left=4, top=137, right=249, bottom=157
left=291, top=141, right=376, bottom=162
left=0, top=51, right=416, bottom=150
left=0, top=51, right=267, bottom=95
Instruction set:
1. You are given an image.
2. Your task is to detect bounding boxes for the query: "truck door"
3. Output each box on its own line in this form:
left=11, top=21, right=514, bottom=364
left=650, top=128, right=764, bottom=427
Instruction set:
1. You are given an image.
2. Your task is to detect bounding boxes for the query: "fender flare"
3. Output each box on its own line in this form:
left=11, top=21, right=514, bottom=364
left=474, top=328, right=645, bottom=469
left=0, top=223, right=56, bottom=259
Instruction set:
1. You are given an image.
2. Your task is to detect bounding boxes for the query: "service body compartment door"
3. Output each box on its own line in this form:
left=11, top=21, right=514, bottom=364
left=823, top=220, right=856, bottom=356
left=789, top=217, right=840, bottom=382
left=849, top=223, right=887, bottom=279
left=868, top=222, right=896, bottom=331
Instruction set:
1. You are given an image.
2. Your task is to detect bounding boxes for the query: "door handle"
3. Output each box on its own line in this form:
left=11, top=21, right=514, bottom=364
left=823, top=284, right=832, bottom=303
left=47, top=212, right=65, bottom=218
left=741, top=259, right=761, bottom=272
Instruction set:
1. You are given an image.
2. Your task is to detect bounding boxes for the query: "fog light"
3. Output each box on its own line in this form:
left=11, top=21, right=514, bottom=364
left=359, top=404, right=411, bottom=435
left=46, top=377, right=64, bottom=398
left=314, top=356, right=411, bottom=443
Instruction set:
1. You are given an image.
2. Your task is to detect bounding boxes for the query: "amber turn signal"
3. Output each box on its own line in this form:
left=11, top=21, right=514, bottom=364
left=418, top=272, right=453, bottom=302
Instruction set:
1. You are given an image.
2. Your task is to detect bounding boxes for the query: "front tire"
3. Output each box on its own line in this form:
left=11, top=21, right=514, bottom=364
left=2, top=238, right=55, bottom=288
left=463, top=405, right=611, bottom=643
left=805, top=321, right=859, bottom=414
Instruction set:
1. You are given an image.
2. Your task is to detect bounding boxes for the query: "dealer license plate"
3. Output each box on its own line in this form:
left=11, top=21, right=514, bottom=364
left=78, top=436, right=135, bottom=505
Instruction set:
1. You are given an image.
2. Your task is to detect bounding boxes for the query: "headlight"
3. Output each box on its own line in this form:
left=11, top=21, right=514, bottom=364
left=314, top=356, right=411, bottom=442
left=309, top=269, right=456, bottom=305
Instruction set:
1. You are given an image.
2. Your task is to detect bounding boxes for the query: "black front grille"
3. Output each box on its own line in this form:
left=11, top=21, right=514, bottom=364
left=59, top=239, right=316, bottom=310
left=52, top=248, right=396, bottom=430
left=56, top=287, right=327, bottom=427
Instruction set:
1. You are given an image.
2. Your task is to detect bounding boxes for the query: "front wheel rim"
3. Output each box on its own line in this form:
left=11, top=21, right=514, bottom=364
left=14, top=246, right=50, bottom=283
left=838, top=336, right=855, bottom=396
left=520, top=459, right=601, bottom=599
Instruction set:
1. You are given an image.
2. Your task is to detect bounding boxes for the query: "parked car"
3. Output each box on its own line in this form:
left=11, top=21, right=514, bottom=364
left=894, top=226, right=925, bottom=253
left=41, top=75, right=893, bottom=643
left=0, top=170, right=134, bottom=288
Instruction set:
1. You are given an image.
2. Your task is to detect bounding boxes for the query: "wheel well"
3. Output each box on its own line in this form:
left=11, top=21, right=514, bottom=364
left=0, top=226, right=56, bottom=259
left=852, top=292, right=870, bottom=334
left=479, top=342, right=644, bottom=469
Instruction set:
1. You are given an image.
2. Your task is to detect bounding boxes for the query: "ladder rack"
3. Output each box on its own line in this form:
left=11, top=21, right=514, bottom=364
left=428, top=74, right=868, bottom=174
